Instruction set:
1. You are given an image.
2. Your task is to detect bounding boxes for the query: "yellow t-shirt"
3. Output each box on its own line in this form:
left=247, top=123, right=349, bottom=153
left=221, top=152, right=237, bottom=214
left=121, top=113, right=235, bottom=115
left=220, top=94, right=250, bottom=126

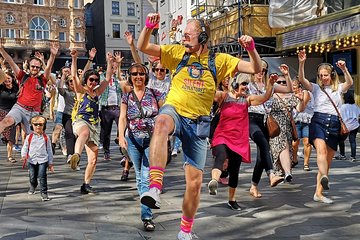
left=161, top=44, right=240, bottom=119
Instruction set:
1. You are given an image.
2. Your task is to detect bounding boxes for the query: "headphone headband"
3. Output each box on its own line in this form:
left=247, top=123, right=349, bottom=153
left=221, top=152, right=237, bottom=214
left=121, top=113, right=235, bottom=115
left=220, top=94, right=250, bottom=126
left=197, top=19, right=208, bottom=45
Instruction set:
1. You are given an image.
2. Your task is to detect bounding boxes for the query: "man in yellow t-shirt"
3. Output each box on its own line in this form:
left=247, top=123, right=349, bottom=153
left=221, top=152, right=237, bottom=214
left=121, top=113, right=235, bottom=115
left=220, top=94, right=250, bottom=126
left=137, top=13, right=262, bottom=239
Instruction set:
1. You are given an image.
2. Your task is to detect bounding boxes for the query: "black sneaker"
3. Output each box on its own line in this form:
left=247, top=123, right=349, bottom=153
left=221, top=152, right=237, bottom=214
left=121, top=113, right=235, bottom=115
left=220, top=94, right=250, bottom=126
left=41, top=193, right=51, bottom=201
left=51, top=143, right=56, bottom=155
left=227, top=201, right=241, bottom=211
left=80, top=183, right=96, bottom=194
left=120, top=170, right=129, bottom=181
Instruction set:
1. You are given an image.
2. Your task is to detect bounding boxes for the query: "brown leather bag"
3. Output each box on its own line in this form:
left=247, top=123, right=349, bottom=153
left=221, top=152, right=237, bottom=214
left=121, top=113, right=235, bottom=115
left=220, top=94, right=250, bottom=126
left=266, top=115, right=280, bottom=138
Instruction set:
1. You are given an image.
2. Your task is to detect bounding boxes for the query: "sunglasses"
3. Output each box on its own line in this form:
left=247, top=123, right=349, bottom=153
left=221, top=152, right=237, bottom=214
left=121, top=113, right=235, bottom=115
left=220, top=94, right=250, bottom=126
left=88, top=77, right=99, bottom=83
left=240, top=82, right=249, bottom=86
left=130, top=72, right=146, bottom=77
left=153, top=68, right=165, bottom=73
left=30, top=65, right=41, bottom=69
left=33, top=123, right=44, bottom=127
left=276, top=80, right=287, bottom=84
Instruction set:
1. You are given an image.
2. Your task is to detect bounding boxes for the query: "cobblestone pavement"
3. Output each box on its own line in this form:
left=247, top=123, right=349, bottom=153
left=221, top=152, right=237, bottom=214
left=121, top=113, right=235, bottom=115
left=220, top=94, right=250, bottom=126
left=0, top=122, right=359, bottom=239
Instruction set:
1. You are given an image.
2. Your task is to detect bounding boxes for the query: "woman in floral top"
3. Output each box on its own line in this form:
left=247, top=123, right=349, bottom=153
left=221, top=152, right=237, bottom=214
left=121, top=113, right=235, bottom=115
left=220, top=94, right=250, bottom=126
left=118, top=63, right=164, bottom=232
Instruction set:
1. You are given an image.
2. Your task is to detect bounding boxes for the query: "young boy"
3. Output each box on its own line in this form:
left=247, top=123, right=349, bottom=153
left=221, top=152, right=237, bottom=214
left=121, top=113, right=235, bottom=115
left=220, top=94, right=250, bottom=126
left=21, top=115, right=54, bottom=201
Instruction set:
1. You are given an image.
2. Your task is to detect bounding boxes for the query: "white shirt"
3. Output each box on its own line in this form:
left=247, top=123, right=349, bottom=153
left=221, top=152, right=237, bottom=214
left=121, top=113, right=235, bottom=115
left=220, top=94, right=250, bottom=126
left=340, top=103, right=360, bottom=131
left=311, top=83, right=344, bottom=116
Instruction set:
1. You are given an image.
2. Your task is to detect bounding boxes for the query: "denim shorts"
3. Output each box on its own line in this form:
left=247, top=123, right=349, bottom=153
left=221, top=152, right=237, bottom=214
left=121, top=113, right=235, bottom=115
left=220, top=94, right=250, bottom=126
left=159, top=104, right=208, bottom=171
left=55, top=111, right=63, bottom=125
left=295, top=122, right=309, bottom=139
left=309, top=112, right=340, bottom=151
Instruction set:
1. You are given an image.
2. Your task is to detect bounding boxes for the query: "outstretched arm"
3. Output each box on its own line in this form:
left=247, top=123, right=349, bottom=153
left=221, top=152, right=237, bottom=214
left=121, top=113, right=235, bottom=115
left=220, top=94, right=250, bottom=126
left=137, top=13, right=161, bottom=57
left=95, top=52, right=111, bottom=95
left=43, top=41, right=59, bottom=82
left=297, top=50, right=313, bottom=92
left=274, top=64, right=292, bottom=93
left=0, top=40, right=20, bottom=76
left=336, top=60, right=353, bottom=92
left=70, top=49, right=84, bottom=94
left=248, top=73, right=277, bottom=106
left=124, top=31, right=141, bottom=63
left=236, top=35, right=262, bottom=74
left=84, top=48, right=96, bottom=72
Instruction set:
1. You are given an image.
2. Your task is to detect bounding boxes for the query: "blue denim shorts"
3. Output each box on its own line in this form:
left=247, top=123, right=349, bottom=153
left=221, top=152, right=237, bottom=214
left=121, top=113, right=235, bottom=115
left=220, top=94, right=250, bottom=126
left=159, top=104, right=208, bottom=171
left=309, top=112, right=340, bottom=151
left=295, top=122, right=309, bottom=139
left=55, top=111, right=63, bottom=125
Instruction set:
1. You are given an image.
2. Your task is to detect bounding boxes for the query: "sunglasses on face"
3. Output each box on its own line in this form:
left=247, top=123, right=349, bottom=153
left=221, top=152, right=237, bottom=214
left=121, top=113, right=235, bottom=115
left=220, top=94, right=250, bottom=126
left=153, top=68, right=165, bottom=73
left=88, top=77, right=99, bottom=83
left=30, top=65, right=41, bottom=69
left=33, top=122, right=44, bottom=127
left=130, top=72, right=146, bottom=77
left=277, top=80, right=287, bottom=84
left=240, top=82, right=249, bottom=86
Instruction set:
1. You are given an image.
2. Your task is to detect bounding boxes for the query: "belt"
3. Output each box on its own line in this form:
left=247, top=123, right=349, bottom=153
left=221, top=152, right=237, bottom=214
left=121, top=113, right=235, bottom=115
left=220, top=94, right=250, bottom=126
left=17, top=102, right=36, bottom=112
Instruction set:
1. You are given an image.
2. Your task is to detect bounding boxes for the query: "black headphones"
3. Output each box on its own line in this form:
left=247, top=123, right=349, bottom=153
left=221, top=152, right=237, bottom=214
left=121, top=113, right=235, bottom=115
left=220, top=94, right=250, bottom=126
left=29, top=115, right=47, bottom=131
left=127, top=63, right=149, bottom=86
left=197, top=19, right=208, bottom=45
left=317, top=63, right=336, bottom=79
left=231, top=78, right=239, bottom=90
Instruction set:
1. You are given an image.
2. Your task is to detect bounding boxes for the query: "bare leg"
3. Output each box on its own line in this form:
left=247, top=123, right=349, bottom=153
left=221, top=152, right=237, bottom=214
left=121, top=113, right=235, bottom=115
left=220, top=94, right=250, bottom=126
left=182, top=165, right=202, bottom=218
left=303, top=137, right=311, bottom=167
left=0, top=116, right=15, bottom=134
left=84, top=142, right=98, bottom=184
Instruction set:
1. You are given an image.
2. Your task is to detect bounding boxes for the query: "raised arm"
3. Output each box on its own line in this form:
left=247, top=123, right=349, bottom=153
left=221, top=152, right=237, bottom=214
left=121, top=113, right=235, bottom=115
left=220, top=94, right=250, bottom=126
left=124, top=31, right=141, bottom=63
left=336, top=60, right=353, bottom=92
left=114, top=51, right=124, bottom=79
left=43, top=41, right=59, bottom=82
left=298, top=50, right=313, bottom=92
left=236, top=35, right=262, bottom=74
left=248, top=73, right=276, bottom=106
left=137, top=13, right=161, bottom=57
left=0, top=68, right=6, bottom=84
left=274, top=64, right=293, bottom=93
left=95, top=52, right=111, bottom=95
left=34, top=51, right=46, bottom=71
left=83, top=48, right=96, bottom=73
left=70, top=49, right=84, bottom=94
left=0, top=40, right=20, bottom=76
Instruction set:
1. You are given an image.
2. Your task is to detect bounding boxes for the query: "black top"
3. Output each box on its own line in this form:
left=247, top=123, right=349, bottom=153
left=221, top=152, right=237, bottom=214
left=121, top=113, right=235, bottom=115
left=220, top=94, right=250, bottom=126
left=0, top=83, right=18, bottom=111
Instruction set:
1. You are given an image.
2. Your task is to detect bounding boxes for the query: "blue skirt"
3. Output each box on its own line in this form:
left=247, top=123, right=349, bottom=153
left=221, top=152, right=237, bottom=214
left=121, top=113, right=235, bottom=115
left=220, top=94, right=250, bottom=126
left=309, top=112, right=340, bottom=151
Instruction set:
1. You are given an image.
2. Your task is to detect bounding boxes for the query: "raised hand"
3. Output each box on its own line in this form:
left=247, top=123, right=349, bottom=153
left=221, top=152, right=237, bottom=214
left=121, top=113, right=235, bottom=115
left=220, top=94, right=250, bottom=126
left=114, top=51, right=123, bottom=63
left=88, top=48, right=97, bottom=60
left=50, top=41, right=59, bottom=56
left=269, top=73, right=279, bottom=84
left=70, top=49, right=78, bottom=58
left=146, top=13, right=160, bottom=29
left=124, top=31, right=133, bottom=45
left=35, top=51, right=45, bottom=62
left=238, top=35, right=255, bottom=51
left=279, top=64, right=289, bottom=76
left=336, top=60, right=347, bottom=72
left=298, top=50, right=307, bottom=63
left=106, top=52, right=114, bottom=63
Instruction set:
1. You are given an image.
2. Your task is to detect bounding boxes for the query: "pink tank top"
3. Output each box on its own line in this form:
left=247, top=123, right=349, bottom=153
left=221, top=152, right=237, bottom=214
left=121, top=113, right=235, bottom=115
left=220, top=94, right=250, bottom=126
left=211, top=96, right=251, bottom=163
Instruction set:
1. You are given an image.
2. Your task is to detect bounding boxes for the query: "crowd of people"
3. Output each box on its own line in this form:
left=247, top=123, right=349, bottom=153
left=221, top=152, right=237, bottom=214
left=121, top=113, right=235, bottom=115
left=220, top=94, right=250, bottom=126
left=0, top=13, right=358, bottom=240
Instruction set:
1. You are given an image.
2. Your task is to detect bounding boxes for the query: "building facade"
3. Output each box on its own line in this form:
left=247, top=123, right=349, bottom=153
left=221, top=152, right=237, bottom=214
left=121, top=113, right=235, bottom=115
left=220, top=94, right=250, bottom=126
left=0, top=0, right=86, bottom=68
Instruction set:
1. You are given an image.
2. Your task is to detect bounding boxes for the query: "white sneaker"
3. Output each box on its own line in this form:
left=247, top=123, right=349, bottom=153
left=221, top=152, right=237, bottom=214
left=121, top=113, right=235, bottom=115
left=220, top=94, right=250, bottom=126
left=177, top=230, right=192, bottom=240
left=140, top=188, right=161, bottom=209
left=171, top=149, right=178, bottom=157
left=297, top=151, right=304, bottom=158
left=313, top=194, right=334, bottom=204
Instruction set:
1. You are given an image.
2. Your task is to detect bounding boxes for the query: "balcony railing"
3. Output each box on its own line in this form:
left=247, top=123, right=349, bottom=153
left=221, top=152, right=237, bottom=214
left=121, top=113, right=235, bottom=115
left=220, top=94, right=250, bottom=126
left=0, top=38, right=85, bottom=50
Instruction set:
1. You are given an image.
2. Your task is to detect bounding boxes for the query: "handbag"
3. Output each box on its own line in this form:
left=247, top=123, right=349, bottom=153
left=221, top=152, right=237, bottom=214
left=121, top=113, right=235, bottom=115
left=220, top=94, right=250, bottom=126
left=266, top=115, right=280, bottom=138
left=131, top=90, right=173, bottom=165
left=276, top=94, right=298, bottom=141
left=320, top=88, right=349, bottom=138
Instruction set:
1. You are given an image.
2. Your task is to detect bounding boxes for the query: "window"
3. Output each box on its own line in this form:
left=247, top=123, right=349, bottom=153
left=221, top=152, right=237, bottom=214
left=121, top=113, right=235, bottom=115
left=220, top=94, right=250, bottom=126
left=75, top=32, right=81, bottom=42
left=112, top=24, right=120, bottom=38
left=73, top=0, right=79, bottom=8
left=59, top=18, right=66, bottom=27
left=6, top=0, right=15, bottom=3
left=4, top=29, right=16, bottom=38
left=128, top=24, right=135, bottom=38
left=127, top=2, right=135, bottom=16
left=112, top=1, right=120, bottom=15
left=5, top=14, right=15, bottom=24
left=59, top=32, right=66, bottom=42
left=29, top=17, right=49, bottom=40
left=74, top=18, right=81, bottom=28
left=34, top=0, right=44, bottom=5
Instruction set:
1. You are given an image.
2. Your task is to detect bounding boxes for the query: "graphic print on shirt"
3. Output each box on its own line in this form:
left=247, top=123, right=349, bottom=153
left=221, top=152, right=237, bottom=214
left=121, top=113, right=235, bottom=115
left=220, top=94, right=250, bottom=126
left=183, top=62, right=206, bottom=94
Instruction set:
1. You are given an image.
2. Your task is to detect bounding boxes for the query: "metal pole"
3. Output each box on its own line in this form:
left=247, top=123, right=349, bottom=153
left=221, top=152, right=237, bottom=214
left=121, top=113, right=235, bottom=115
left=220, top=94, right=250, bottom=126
left=238, top=0, right=243, bottom=56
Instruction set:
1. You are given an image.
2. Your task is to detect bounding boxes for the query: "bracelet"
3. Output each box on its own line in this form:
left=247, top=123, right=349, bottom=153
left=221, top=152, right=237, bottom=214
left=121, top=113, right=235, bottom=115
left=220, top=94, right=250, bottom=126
left=88, top=58, right=93, bottom=62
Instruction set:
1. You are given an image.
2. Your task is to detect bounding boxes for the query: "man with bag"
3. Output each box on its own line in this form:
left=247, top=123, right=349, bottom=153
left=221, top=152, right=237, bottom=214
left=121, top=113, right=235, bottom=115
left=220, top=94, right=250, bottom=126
left=0, top=40, right=59, bottom=135
left=137, top=13, right=262, bottom=239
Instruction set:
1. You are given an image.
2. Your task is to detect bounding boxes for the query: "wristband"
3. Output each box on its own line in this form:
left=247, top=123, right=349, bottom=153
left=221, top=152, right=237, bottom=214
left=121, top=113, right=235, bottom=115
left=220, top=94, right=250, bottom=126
left=88, top=58, right=93, bottom=62
left=245, top=39, right=255, bottom=51
left=145, top=17, right=157, bottom=29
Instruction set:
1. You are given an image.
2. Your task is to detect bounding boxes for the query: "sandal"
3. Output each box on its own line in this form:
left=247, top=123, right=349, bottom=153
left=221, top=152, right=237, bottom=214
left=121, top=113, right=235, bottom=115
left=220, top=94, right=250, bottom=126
left=8, top=157, right=16, bottom=163
left=291, top=161, right=299, bottom=168
left=143, top=219, right=155, bottom=231
left=303, top=164, right=310, bottom=171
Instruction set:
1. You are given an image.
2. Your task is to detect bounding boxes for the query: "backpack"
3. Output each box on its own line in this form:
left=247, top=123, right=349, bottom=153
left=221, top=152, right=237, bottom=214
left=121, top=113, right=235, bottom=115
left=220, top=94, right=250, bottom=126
left=22, top=132, right=48, bottom=169
left=18, top=73, right=47, bottom=113
left=173, top=50, right=217, bottom=85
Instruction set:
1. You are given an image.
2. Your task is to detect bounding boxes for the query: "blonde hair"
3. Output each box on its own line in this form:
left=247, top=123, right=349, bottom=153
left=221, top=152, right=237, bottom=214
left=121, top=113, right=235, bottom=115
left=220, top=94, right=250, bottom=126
left=230, top=73, right=251, bottom=91
left=316, top=63, right=339, bottom=91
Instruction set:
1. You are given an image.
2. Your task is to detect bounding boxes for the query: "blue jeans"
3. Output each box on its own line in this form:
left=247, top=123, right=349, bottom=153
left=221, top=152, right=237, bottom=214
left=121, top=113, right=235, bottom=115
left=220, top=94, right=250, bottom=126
left=126, top=135, right=152, bottom=220
left=159, top=105, right=208, bottom=171
left=28, top=162, right=48, bottom=194
left=339, top=127, right=358, bottom=158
